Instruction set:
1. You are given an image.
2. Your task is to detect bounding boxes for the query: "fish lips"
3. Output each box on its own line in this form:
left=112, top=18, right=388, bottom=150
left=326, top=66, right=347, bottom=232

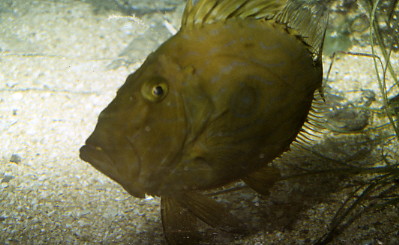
left=80, top=144, right=112, bottom=169
left=79, top=143, right=145, bottom=198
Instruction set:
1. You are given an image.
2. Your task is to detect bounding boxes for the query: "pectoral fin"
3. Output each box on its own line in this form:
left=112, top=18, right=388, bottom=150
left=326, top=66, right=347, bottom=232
left=176, top=192, right=247, bottom=234
left=242, top=165, right=281, bottom=196
left=161, top=197, right=201, bottom=245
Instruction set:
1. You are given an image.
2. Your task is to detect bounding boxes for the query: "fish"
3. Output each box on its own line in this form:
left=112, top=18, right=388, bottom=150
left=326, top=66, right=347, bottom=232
left=79, top=0, right=328, bottom=244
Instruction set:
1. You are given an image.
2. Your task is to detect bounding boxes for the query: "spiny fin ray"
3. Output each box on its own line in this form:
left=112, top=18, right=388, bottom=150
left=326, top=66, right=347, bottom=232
left=161, top=197, right=201, bottom=245
left=275, top=1, right=329, bottom=61
left=292, top=91, right=326, bottom=148
left=176, top=192, right=247, bottom=234
left=182, top=0, right=287, bottom=28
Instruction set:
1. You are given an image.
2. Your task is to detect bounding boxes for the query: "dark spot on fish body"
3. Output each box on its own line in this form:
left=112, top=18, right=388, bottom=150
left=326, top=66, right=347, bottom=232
left=261, top=87, right=292, bottom=116
left=244, top=42, right=255, bottom=48
left=230, top=84, right=258, bottom=118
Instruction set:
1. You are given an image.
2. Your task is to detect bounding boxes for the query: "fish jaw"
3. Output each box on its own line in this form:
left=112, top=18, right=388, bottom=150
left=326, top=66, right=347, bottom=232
left=80, top=137, right=146, bottom=198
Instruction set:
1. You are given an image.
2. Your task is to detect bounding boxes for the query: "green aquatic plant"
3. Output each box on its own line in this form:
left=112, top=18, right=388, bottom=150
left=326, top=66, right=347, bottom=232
left=314, top=0, right=399, bottom=243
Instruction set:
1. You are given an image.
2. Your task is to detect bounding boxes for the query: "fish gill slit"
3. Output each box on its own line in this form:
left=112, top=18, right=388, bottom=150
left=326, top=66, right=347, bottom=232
left=160, top=93, right=193, bottom=180
left=125, top=135, right=142, bottom=176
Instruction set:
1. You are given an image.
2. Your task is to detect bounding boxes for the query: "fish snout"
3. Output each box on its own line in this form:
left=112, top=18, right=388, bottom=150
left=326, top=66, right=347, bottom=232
left=79, top=138, right=145, bottom=198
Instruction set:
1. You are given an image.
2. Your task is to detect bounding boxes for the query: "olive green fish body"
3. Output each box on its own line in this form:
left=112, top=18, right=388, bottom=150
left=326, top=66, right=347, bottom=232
left=150, top=18, right=322, bottom=193
left=80, top=0, right=328, bottom=242
left=81, top=16, right=321, bottom=196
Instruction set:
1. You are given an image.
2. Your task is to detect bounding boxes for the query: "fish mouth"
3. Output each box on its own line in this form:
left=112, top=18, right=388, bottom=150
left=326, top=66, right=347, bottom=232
left=80, top=144, right=113, bottom=170
left=79, top=143, right=145, bottom=198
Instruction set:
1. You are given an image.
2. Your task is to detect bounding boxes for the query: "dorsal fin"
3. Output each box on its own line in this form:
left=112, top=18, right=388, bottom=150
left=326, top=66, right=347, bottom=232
left=181, top=0, right=329, bottom=62
left=182, top=0, right=287, bottom=29
left=274, top=1, right=329, bottom=62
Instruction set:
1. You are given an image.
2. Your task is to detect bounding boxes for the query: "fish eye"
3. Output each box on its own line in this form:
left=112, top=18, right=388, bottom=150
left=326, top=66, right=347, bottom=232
left=152, top=85, right=164, bottom=96
left=141, top=78, right=169, bottom=102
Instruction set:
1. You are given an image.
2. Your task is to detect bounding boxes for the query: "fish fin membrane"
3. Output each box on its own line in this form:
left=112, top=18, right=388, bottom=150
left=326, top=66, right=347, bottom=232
left=161, top=197, right=201, bottom=245
left=182, top=0, right=287, bottom=28
left=242, top=165, right=281, bottom=196
left=176, top=192, right=247, bottom=234
left=274, top=0, right=329, bottom=62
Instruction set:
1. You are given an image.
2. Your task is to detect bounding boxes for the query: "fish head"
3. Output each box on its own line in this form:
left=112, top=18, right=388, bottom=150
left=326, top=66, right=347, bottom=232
left=79, top=49, right=206, bottom=198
